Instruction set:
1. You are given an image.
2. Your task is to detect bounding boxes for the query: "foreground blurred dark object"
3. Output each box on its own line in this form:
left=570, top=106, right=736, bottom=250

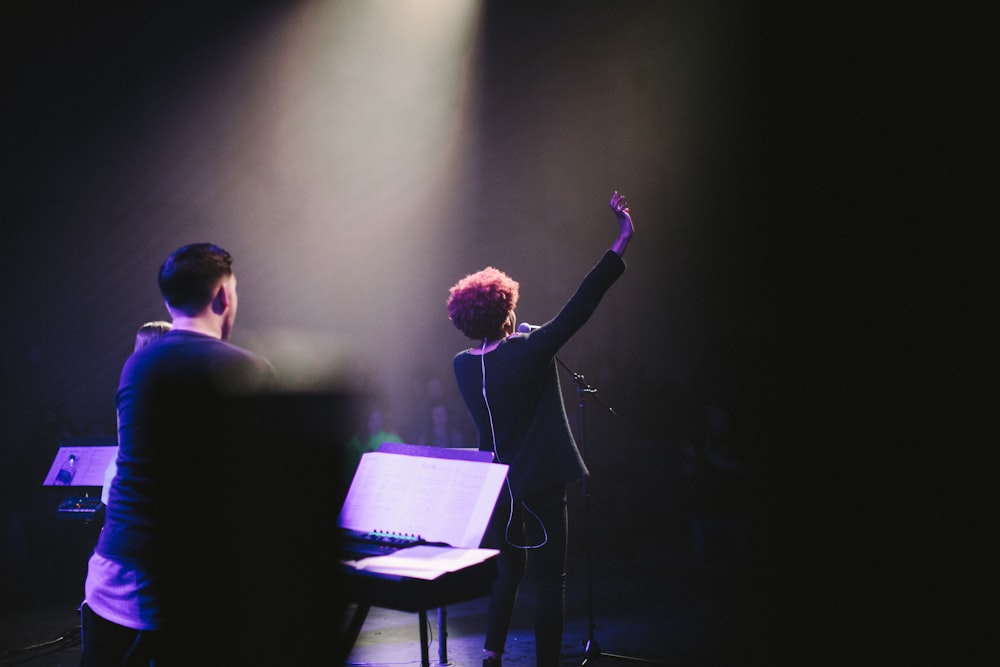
left=154, top=387, right=354, bottom=665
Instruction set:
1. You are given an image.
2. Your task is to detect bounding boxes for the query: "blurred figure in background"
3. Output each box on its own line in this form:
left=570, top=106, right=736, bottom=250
left=416, top=403, right=467, bottom=448
left=132, top=321, right=172, bottom=352
left=342, top=404, right=403, bottom=496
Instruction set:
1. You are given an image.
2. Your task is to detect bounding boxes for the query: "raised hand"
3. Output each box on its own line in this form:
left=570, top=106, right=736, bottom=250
left=609, top=190, right=634, bottom=256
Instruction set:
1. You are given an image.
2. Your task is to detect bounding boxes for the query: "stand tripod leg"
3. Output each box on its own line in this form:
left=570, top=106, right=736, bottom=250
left=582, top=640, right=666, bottom=666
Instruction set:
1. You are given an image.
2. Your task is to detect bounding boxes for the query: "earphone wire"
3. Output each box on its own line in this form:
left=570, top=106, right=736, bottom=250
left=481, top=337, right=547, bottom=550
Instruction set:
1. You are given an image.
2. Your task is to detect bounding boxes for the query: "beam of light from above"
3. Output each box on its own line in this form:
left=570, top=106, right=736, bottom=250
left=133, top=0, right=483, bottom=395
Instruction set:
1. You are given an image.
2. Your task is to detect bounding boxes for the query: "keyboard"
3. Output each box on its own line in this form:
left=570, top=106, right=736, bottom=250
left=56, top=496, right=104, bottom=520
left=339, top=528, right=427, bottom=559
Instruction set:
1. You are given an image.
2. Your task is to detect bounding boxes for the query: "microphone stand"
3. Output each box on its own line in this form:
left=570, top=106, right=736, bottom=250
left=556, top=357, right=663, bottom=666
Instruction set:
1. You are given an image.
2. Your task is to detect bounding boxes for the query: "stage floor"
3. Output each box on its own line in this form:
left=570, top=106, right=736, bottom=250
left=0, top=531, right=770, bottom=667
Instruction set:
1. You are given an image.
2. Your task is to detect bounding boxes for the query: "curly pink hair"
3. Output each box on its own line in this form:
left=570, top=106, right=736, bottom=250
left=447, top=267, right=520, bottom=341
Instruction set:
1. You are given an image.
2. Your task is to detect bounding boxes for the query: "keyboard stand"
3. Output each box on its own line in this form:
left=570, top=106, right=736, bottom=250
left=339, top=552, right=498, bottom=667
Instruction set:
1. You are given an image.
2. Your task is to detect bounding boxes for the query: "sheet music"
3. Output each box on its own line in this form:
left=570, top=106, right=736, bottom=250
left=41, top=446, right=118, bottom=487
left=345, top=546, right=499, bottom=580
left=338, top=452, right=508, bottom=548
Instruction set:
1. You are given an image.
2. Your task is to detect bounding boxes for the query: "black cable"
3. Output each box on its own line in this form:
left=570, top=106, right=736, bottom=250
left=0, top=626, right=81, bottom=666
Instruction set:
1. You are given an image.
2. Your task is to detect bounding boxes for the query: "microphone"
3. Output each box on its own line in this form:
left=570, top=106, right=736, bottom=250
left=517, top=322, right=540, bottom=333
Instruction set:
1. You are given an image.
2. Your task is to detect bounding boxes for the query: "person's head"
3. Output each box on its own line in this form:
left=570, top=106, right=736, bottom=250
left=158, top=243, right=238, bottom=340
left=368, top=409, right=385, bottom=435
left=426, top=377, right=446, bottom=400
left=446, top=267, right=520, bottom=342
left=134, top=320, right=173, bottom=352
left=431, top=404, right=449, bottom=431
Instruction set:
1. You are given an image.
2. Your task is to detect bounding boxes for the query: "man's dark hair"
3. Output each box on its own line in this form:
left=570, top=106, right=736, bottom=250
left=158, top=243, right=233, bottom=312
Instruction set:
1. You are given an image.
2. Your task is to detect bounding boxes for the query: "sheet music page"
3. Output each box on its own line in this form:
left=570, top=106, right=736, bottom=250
left=41, top=446, right=118, bottom=487
left=346, top=546, right=499, bottom=580
left=338, top=452, right=508, bottom=548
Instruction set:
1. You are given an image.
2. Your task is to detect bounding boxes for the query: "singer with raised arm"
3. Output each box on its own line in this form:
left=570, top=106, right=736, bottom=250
left=446, top=191, right=635, bottom=667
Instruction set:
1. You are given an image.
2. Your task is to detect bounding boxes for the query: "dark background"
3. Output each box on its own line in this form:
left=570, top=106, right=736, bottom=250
left=1, top=0, right=980, bottom=661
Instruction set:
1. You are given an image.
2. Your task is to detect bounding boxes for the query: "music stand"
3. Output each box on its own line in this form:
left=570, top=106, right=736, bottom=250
left=42, top=443, right=117, bottom=521
left=557, top=358, right=664, bottom=665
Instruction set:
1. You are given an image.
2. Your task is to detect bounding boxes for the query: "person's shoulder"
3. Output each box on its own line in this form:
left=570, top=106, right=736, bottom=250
left=220, top=338, right=265, bottom=359
left=169, top=333, right=272, bottom=377
left=210, top=344, right=276, bottom=392
left=220, top=341, right=274, bottom=374
left=493, top=333, right=531, bottom=353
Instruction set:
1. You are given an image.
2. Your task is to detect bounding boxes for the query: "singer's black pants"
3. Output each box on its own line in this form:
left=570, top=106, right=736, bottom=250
left=483, top=485, right=568, bottom=667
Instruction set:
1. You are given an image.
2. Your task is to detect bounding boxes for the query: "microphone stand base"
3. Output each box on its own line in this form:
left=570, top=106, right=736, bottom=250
left=578, top=639, right=665, bottom=666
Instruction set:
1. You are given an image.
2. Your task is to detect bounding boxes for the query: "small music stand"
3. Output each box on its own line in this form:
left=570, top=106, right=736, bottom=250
left=42, top=443, right=117, bottom=520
